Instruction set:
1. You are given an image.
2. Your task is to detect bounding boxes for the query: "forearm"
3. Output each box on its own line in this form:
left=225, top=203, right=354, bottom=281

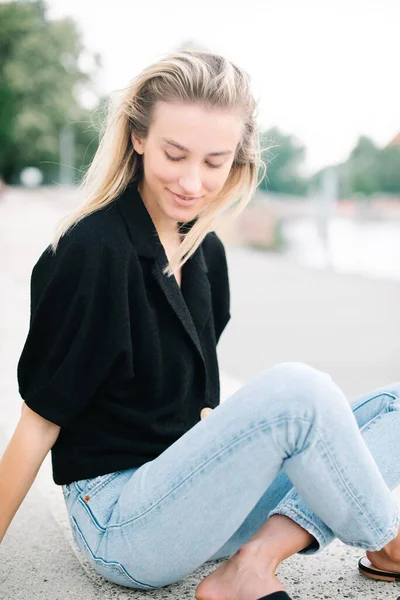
left=0, top=406, right=60, bottom=543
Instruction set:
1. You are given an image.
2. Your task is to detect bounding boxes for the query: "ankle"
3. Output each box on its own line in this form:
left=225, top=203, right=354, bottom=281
left=239, top=515, right=315, bottom=566
left=382, top=544, right=400, bottom=563
left=237, top=540, right=281, bottom=572
left=379, top=527, right=400, bottom=562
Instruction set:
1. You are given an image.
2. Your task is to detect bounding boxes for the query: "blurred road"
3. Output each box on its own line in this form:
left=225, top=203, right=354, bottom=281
left=218, top=245, right=400, bottom=399
left=0, top=187, right=399, bottom=599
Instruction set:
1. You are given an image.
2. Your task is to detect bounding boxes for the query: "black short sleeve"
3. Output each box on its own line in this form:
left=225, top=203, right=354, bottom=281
left=17, top=225, right=132, bottom=427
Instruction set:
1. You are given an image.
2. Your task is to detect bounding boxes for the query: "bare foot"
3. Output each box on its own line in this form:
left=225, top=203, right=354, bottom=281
left=195, top=545, right=286, bottom=600
left=366, top=526, right=400, bottom=575
left=366, top=549, right=400, bottom=574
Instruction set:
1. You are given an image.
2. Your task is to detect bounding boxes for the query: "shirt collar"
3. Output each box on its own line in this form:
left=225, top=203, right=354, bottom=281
left=115, top=180, right=211, bottom=362
left=115, top=181, right=199, bottom=262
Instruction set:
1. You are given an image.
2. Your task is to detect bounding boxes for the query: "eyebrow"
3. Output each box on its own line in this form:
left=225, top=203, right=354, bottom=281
left=162, top=137, right=233, bottom=157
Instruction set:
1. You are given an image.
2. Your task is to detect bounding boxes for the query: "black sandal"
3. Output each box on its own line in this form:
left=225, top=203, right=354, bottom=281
left=257, top=593, right=292, bottom=600
left=358, top=556, right=400, bottom=582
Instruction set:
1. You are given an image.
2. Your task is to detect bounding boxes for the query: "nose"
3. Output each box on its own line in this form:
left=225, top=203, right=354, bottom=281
left=178, top=167, right=202, bottom=195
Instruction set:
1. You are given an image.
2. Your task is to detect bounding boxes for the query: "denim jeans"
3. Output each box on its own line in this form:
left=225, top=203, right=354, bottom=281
left=62, top=362, right=400, bottom=590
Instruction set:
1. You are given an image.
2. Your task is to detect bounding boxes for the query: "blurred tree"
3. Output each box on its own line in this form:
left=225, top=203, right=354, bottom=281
left=0, top=0, right=102, bottom=183
left=310, top=135, right=400, bottom=198
left=259, top=128, right=308, bottom=196
left=376, top=145, right=400, bottom=193
left=346, top=136, right=380, bottom=196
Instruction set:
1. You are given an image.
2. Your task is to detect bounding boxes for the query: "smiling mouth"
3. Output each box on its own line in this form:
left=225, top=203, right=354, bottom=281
left=171, top=191, right=200, bottom=200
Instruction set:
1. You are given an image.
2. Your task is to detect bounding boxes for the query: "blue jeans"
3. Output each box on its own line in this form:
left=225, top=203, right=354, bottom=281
left=62, top=362, right=400, bottom=590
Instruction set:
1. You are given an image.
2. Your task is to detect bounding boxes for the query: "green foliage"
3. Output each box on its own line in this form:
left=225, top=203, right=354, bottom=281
left=1, top=3, right=398, bottom=196
left=376, top=145, right=400, bottom=193
left=258, top=128, right=400, bottom=199
left=310, top=135, right=400, bottom=198
left=346, top=136, right=380, bottom=196
left=258, top=128, right=309, bottom=196
left=0, top=0, right=101, bottom=183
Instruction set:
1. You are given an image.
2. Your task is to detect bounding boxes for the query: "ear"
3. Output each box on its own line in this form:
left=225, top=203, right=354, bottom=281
left=131, top=132, right=145, bottom=155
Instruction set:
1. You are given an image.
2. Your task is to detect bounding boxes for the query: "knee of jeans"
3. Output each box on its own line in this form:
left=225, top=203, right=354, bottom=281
left=260, top=362, right=345, bottom=414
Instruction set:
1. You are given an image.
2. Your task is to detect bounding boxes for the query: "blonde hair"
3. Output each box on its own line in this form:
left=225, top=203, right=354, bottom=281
left=52, top=50, right=266, bottom=276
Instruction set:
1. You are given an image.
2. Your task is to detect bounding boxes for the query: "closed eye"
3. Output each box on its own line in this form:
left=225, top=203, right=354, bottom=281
left=164, top=151, right=223, bottom=169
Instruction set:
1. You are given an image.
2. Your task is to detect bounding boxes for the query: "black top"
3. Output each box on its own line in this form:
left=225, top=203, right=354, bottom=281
left=17, top=182, right=231, bottom=485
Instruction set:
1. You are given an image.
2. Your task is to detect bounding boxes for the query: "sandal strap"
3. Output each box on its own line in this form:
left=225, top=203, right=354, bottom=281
left=359, top=556, right=400, bottom=580
left=257, top=593, right=292, bottom=600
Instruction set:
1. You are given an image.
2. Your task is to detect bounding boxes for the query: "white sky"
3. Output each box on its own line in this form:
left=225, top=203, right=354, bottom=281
left=47, top=0, right=400, bottom=176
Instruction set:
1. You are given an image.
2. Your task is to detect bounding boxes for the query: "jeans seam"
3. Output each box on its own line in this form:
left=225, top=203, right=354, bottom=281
left=304, top=423, right=393, bottom=540
left=275, top=416, right=394, bottom=542
left=359, top=414, right=384, bottom=435
left=389, top=397, right=400, bottom=411
left=71, top=516, right=158, bottom=589
left=352, top=392, right=397, bottom=415
left=271, top=500, right=400, bottom=551
left=74, top=472, right=121, bottom=497
left=340, top=510, right=400, bottom=549
left=108, top=414, right=395, bottom=545
left=108, top=416, right=313, bottom=530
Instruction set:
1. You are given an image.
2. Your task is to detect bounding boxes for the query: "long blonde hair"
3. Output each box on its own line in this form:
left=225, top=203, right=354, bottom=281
left=52, top=50, right=266, bottom=276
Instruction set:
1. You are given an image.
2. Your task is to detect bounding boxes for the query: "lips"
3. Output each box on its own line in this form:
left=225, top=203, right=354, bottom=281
left=171, top=191, right=199, bottom=200
left=168, top=189, right=201, bottom=207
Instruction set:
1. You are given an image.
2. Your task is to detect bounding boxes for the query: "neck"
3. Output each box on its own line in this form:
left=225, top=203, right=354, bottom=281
left=138, top=180, right=180, bottom=243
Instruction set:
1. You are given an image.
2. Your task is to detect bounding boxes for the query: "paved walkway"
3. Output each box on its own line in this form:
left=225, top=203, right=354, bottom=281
left=0, top=187, right=399, bottom=599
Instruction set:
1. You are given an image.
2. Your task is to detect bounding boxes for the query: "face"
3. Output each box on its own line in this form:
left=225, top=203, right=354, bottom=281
left=131, top=101, right=243, bottom=235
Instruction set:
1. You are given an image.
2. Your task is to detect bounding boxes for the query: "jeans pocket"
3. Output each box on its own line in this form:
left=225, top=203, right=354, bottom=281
left=74, top=471, right=124, bottom=532
left=75, top=471, right=122, bottom=498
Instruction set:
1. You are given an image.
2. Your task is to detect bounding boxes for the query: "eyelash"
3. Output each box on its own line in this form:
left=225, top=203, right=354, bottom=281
left=164, top=151, right=223, bottom=169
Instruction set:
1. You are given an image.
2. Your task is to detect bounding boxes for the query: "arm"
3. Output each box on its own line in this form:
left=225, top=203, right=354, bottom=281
left=0, top=404, right=60, bottom=543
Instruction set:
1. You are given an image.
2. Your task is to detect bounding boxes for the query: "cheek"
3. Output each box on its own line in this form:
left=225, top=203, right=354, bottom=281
left=204, top=166, right=232, bottom=194
left=143, top=152, right=174, bottom=185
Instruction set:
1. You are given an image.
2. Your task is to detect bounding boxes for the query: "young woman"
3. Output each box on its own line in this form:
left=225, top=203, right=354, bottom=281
left=0, top=51, right=399, bottom=600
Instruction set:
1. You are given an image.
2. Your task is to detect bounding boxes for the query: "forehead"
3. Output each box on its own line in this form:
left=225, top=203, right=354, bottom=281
left=150, top=101, right=243, bottom=151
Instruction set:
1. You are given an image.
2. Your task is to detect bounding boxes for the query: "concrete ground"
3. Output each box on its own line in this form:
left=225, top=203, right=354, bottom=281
left=0, top=187, right=399, bottom=599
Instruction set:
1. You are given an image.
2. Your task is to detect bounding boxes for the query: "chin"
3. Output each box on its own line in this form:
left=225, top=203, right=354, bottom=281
left=166, top=205, right=200, bottom=223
